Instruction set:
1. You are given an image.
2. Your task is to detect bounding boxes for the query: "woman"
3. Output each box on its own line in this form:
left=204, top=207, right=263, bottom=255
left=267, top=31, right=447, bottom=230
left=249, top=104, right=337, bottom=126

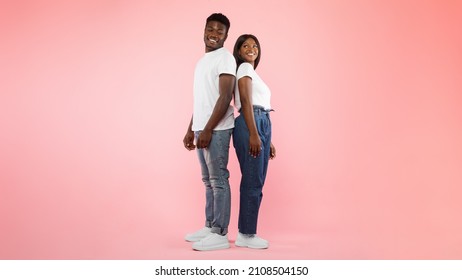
left=232, top=34, right=276, bottom=249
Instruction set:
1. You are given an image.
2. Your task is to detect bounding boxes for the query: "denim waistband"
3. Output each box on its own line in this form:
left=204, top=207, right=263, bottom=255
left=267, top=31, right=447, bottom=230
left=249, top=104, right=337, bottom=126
left=239, top=105, right=274, bottom=115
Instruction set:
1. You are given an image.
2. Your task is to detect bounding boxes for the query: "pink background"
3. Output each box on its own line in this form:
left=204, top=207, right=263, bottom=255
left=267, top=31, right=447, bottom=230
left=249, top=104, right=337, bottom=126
left=1, top=0, right=462, bottom=259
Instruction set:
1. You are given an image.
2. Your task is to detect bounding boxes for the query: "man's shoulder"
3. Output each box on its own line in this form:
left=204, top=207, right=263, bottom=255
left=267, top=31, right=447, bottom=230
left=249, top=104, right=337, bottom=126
left=196, top=48, right=235, bottom=74
left=219, top=48, right=236, bottom=69
left=210, top=47, right=233, bottom=58
left=208, top=48, right=235, bottom=66
left=221, top=48, right=234, bottom=58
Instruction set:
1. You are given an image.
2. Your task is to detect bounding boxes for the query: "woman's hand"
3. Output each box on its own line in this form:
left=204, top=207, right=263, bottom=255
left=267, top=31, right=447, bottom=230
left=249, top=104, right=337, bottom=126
left=249, top=134, right=262, bottom=158
left=270, top=142, right=276, bottom=159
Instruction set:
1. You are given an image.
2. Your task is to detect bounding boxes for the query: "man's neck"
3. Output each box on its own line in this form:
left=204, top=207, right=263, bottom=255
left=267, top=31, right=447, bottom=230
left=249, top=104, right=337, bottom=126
left=205, top=46, right=223, bottom=53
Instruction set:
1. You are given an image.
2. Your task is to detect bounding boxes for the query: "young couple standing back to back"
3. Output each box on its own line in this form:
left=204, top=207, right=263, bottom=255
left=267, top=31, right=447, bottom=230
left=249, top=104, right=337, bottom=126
left=183, top=13, right=276, bottom=251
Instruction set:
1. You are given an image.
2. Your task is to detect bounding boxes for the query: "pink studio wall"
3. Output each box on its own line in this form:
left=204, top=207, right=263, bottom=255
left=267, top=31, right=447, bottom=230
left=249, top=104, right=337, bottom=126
left=1, top=0, right=461, bottom=259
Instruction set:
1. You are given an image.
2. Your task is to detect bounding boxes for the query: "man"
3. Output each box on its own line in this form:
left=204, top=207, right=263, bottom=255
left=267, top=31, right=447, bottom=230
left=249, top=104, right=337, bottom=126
left=183, top=13, right=236, bottom=251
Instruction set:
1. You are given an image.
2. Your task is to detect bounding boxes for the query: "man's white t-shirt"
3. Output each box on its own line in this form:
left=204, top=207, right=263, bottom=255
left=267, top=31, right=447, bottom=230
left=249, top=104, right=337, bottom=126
left=192, top=47, right=236, bottom=132
left=234, top=62, right=271, bottom=111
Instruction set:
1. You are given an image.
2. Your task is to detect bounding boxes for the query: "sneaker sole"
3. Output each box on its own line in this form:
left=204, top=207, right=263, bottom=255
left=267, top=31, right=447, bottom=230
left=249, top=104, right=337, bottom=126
left=192, top=243, right=230, bottom=251
left=235, top=241, right=268, bottom=249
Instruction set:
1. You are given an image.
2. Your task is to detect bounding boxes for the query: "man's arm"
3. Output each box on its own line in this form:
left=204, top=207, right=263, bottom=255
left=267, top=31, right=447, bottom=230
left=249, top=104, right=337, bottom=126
left=196, top=74, right=235, bottom=149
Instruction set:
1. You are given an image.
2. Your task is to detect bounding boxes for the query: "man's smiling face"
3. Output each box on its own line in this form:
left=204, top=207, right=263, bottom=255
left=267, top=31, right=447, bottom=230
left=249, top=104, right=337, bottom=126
left=204, top=21, right=228, bottom=52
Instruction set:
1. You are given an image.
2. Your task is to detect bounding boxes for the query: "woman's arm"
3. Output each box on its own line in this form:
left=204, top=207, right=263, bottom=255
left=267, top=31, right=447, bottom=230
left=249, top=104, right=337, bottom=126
left=238, top=76, right=261, bottom=158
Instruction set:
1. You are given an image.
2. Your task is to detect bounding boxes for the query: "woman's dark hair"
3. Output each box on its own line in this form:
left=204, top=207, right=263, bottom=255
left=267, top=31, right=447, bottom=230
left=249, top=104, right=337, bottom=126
left=206, top=13, right=230, bottom=33
left=233, top=34, right=261, bottom=69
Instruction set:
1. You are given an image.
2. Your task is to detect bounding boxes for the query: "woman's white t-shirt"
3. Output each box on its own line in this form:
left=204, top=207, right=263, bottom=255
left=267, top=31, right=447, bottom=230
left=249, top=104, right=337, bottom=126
left=234, top=62, right=271, bottom=111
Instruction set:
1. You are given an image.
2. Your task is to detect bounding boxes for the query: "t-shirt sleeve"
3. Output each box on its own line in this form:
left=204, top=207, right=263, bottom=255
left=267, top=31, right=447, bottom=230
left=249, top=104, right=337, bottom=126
left=218, top=52, right=237, bottom=76
left=236, top=63, right=254, bottom=80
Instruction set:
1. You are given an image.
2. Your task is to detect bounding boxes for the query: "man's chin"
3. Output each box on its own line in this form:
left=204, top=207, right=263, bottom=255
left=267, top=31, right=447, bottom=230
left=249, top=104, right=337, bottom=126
left=205, top=40, right=223, bottom=47
left=206, top=45, right=222, bottom=51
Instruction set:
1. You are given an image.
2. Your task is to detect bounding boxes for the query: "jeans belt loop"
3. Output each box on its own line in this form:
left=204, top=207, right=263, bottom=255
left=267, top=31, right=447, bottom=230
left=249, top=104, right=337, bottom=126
left=239, top=105, right=272, bottom=115
left=253, top=105, right=264, bottom=115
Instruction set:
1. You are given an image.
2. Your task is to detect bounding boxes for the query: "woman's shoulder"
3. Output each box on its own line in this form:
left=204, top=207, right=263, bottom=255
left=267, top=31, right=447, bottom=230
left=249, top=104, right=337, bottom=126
left=238, top=62, right=254, bottom=70
left=237, top=62, right=255, bottom=76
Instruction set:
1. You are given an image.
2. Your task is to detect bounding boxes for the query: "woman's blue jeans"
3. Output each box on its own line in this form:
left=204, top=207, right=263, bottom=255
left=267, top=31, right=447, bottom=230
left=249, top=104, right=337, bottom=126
left=233, top=107, right=272, bottom=235
left=195, top=129, right=232, bottom=235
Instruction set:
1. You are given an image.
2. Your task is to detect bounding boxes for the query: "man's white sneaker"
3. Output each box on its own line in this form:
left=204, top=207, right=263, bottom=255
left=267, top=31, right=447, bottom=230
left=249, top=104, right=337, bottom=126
left=184, top=227, right=212, bottom=242
left=235, top=232, right=269, bottom=249
left=192, top=233, right=230, bottom=251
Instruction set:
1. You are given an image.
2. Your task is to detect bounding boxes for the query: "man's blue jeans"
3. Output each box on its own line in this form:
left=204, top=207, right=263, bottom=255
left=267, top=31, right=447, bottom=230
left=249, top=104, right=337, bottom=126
left=233, top=107, right=272, bottom=235
left=195, top=129, right=232, bottom=235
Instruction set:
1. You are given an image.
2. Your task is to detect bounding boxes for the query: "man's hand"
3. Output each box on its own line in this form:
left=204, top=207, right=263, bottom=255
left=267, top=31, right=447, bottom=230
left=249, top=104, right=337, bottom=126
left=183, top=130, right=196, bottom=151
left=196, top=129, right=212, bottom=149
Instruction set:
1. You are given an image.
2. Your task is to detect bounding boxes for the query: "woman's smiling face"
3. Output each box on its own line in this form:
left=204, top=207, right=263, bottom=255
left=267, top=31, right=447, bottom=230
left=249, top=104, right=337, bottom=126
left=238, top=37, right=259, bottom=65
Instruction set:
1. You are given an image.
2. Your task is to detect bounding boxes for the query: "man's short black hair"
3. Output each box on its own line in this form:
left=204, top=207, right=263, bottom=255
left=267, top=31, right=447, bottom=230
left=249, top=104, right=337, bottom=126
left=206, top=13, right=231, bottom=33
